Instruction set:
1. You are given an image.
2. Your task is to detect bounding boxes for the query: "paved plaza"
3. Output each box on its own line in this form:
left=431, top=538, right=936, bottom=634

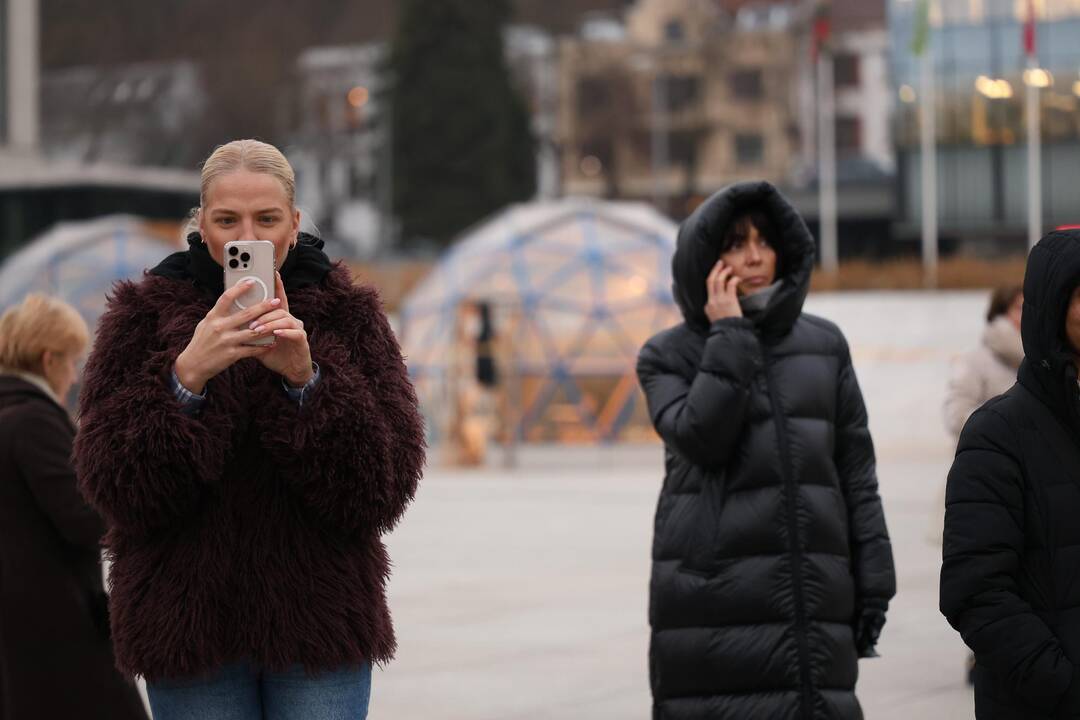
left=372, top=292, right=987, bottom=719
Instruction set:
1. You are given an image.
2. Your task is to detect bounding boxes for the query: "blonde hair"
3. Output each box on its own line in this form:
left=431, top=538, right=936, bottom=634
left=0, top=294, right=90, bottom=374
left=182, top=139, right=297, bottom=239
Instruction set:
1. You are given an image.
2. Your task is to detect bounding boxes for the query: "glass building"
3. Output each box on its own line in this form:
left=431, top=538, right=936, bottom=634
left=890, top=0, right=1080, bottom=247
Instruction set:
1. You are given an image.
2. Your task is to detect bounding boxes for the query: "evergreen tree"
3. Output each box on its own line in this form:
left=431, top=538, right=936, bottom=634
left=385, top=0, right=537, bottom=248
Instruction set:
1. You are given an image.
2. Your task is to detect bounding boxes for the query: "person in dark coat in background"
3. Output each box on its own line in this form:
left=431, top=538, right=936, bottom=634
left=74, top=140, right=425, bottom=719
left=637, top=181, right=896, bottom=720
left=0, top=294, right=147, bottom=720
left=941, top=229, right=1080, bottom=719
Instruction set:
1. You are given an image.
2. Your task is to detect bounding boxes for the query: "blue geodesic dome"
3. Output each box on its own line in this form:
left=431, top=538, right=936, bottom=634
left=400, top=198, right=681, bottom=445
left=0, top=215, right=179, bottom=332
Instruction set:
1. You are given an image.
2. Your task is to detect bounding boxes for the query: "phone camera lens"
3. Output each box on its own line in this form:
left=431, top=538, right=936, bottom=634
left=228, top=259, right=239, bottom=269
left=228, top=246, right=239, bottom=257
left=240, top=252, right=251, bottom=262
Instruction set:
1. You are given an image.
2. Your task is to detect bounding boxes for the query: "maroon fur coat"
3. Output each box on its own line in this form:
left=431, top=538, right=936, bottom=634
left=73, top=264, right=425, bottom=681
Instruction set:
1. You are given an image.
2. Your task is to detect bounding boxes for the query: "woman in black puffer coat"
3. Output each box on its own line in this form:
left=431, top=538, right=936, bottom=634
left=941, top=229, right=1080, bottom=719
left=637, top=181, right=896, bottom=720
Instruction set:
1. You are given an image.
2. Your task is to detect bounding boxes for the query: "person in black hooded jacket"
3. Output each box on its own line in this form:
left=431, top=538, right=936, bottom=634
left=636, top=181, right=895, bottom=720
left=941, top=228, right=1080, bottom=719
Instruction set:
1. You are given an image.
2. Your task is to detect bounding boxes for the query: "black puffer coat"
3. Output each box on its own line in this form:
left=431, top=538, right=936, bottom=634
left=941, top=229, right=1080, bottom=719
left=637, top=181, right=896, bottom=720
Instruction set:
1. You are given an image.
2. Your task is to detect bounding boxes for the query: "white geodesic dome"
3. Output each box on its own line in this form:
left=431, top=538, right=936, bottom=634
left=400, top=197, right=681, bottom=444
left=0, top=215, right=180, bottom=329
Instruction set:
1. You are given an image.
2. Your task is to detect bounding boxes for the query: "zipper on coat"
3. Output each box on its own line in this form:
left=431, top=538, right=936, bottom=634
left=762, top=344, right=814, bottom=720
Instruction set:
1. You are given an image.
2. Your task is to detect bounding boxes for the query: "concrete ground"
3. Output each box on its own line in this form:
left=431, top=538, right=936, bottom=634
left=372, top=292, right=986, bottom=719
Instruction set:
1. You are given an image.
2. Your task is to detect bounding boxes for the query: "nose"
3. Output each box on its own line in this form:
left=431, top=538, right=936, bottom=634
left=240, top=217, right=257, bottom=239
left=747, top=242, right=762, bottom=264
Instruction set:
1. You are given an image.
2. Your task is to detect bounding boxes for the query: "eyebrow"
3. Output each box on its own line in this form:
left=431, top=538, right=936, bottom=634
left=209, top=208, right=284, bottom=216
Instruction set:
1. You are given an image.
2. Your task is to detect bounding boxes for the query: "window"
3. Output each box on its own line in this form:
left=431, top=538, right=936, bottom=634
left=662, top=74, right=701, bottom=112
left=631, top=130, right=698, bottom=169
left=735, top=134, right=765, bottom=166
left=834, top=54, right=860, bottom=89
left=664, top=19, right=685, bottom=44
left=731, top=69, right=764, bottom=101
left=669, top=130, right=699, bottom=168
left=836, top=116, right=862, bottom=154
left=576, top=77, right=611, bottom=117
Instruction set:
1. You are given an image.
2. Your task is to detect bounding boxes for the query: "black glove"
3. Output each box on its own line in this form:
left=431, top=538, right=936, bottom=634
left=854, top=600, right=887, bottom=658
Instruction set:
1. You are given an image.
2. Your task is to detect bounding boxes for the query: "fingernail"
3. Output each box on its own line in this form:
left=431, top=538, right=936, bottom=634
left=253, top=326, right=265, bottom=334
left=249, top=321, right=259, bottom=330
left=271, top=298, right=281, bottom=306
left=243, top=279, right=255, bottom=286
left=273, top=329, right=283, bottom=335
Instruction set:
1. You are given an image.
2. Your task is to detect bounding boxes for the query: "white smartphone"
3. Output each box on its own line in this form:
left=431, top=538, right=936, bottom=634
left=223, top=239, right=276, bottom=347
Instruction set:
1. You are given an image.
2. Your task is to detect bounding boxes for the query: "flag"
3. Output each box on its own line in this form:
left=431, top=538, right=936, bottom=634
left=812, top=0, right=831, bottom=61
left=1024, top=0, right=1037, bottom=57
left=911, top=0, right=930, bottom=56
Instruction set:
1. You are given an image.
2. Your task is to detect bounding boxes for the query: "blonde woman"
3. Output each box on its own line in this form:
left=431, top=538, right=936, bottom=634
left=74, top=140, right=425, bottom=719
left=0, top=295, right=146, bottom=720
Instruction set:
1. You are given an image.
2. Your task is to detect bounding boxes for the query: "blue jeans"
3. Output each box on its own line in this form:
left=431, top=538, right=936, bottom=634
left=146, top=661, right=371, bottom=720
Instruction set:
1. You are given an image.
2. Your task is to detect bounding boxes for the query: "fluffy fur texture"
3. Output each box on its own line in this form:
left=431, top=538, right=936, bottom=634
left=74, top=264, right=425, bottom=682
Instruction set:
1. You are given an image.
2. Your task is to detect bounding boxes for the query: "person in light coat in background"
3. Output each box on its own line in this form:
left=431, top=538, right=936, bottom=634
left=943, top=285, right=1024, bottom=439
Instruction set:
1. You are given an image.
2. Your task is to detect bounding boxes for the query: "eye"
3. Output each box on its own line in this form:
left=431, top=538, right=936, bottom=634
left=217, top=217, right=236, bottom=226
left=259, top=215, right=279, bottom=224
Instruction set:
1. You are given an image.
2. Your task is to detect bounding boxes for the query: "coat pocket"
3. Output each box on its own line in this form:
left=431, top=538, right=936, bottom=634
left=678, top=468, right=727, bottom=576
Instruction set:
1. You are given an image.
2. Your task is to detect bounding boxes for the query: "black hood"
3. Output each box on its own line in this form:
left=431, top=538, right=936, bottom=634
left=672, top=181, right=815, bottom=337
left=149, top=231, right=333, bottom=296
left=1018, top=229, right=1080, bottom=431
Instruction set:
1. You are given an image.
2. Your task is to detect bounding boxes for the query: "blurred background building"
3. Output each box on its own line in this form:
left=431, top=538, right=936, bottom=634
left=289, top=42, right=389, bottom=258
left=1, top=0, right=196, bottom=262
left=4, top=0, right=1079, bottom=446
left=891, top=0, right=1080, bottom=253
left=559, top=0, right=800, bottom=215
left=558, top=0, right=896, bottom=256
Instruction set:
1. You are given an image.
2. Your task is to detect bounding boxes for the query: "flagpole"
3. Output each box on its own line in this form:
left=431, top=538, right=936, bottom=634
left=1025, top=3, right=1042, bottom=251
left=919, top=35, right=938, bottom=288
left=817, top=48, right=838, bottom=273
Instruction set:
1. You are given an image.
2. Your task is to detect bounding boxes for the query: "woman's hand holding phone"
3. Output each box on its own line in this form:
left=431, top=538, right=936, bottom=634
left=250, top=272, right=313, bottom=387
left=174, top=280, right=279, bottom=394
left=704, top=259, right=743, bottom=323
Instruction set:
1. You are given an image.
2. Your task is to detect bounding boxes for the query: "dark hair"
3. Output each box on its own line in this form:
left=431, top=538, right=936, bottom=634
left=986, top=285, right=1022, bottom=323
left=721, top=208, right=780, bottom=273
left=722, top=209, right=775, bottom=251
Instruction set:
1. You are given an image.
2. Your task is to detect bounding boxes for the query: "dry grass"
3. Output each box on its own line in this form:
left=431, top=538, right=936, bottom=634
left=810, top=256, right=1028, bottom=292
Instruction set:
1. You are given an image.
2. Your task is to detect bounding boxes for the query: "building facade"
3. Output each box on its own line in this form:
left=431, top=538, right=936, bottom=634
left=558, top=0, right=801, bottom=217
left=558, top=0, right=896, bottom=252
